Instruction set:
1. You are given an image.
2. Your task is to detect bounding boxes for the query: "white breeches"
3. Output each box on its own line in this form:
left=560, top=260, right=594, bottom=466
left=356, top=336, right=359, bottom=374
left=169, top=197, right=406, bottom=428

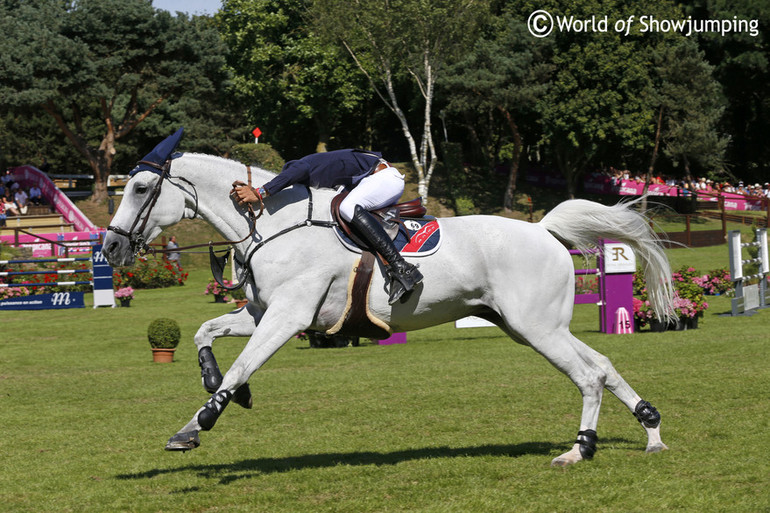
left=339, top=165, right=405, bottom=222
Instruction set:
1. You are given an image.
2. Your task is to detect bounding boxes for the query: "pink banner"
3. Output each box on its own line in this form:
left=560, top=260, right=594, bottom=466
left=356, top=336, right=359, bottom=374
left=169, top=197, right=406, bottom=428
left=8, top=166, right=98, bottom=232
left=528, top=169, right=766, bottom=211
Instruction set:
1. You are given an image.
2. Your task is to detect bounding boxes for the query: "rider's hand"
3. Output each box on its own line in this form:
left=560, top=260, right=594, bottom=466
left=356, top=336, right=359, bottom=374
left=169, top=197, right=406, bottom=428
left=232, top=185, right=260, bottom=205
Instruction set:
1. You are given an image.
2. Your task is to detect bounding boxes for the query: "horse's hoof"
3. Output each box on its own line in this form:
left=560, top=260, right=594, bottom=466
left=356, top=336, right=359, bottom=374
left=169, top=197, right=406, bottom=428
left=550, top=449, right=582, bottom=467
left=646, top=442, right=669, bottom=453
left=233, top=383, right=253, bottom=409
left=165, top=431, right=200, bottom=451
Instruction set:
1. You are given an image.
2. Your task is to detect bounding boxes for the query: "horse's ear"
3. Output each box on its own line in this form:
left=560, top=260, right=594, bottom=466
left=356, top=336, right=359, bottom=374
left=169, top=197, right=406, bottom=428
left=130, top=127, right=184, bottom=176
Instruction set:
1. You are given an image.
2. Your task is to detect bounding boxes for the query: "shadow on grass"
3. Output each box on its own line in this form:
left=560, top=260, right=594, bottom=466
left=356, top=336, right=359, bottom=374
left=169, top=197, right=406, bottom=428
left=116, top=442, right=563, bottom=484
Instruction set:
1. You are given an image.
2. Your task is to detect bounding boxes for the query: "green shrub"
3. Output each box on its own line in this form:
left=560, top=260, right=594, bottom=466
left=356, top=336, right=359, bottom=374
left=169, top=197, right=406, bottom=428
left=230, top=143, right=285, bottom=172
left=455, top=197, right=478, bottom=216
left=147, top=318, right=181, bottom=349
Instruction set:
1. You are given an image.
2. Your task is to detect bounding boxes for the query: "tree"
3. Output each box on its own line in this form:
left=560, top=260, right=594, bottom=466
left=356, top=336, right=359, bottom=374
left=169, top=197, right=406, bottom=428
left=216, top=0, right=369, bottom=157
left=0, top=0, right=228, bottom=202
left=311, top=0, right=489, bottom=202
left=684, top=0, right=769, bottom=184
left=442, top=10, right=552, bottom=210
left=653, top=39, right=727, bottom=182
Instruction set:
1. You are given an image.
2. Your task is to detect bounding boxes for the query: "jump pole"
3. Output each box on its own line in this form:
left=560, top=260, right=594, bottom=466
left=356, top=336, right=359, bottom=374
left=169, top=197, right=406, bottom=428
left=0, top=243, right=115, bottom=310
left=728, top=228, right=769, bottom=316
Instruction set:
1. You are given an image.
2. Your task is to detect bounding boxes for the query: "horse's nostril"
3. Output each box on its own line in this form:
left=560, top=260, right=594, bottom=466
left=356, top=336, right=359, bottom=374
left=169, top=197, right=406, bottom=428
left=106, top=241, right=119, bottom=256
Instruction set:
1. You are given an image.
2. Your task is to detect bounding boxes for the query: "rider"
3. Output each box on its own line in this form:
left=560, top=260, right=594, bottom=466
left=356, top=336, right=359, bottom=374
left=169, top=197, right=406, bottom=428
left=232, top=149, right=423, bottom=304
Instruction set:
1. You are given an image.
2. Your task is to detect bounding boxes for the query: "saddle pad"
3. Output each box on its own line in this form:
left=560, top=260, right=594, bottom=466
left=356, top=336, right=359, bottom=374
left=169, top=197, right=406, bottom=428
left=333, top=218, right=442, bottom=257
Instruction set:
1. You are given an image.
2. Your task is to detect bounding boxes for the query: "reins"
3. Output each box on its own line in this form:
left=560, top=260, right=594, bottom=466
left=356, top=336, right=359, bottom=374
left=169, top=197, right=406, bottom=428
left=111, top=162, right=264, bottom=257
left=109, top=155, right=336, bottom=293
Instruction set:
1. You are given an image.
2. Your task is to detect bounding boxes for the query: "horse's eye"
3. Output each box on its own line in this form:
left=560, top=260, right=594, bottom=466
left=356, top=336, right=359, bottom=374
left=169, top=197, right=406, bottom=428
left=135, top=184, right=149, bottom=195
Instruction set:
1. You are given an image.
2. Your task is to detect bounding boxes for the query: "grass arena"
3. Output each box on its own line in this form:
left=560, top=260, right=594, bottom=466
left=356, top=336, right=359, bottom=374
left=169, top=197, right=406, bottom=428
left=1, top=234, right=768, bottom=512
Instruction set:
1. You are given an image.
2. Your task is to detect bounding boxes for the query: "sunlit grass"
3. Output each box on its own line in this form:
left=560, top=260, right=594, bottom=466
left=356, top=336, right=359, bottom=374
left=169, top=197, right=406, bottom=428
left=1, top=253, right=768, bottom=512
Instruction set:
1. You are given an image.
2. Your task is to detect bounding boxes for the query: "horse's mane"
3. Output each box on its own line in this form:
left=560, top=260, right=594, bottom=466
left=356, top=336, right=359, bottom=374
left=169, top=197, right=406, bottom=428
left=181, top=152, right=278, bottom=183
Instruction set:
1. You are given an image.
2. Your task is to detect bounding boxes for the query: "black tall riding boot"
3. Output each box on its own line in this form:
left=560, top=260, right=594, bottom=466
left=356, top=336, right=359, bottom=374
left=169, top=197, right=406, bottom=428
left=350, top=205, right=424, bottom=304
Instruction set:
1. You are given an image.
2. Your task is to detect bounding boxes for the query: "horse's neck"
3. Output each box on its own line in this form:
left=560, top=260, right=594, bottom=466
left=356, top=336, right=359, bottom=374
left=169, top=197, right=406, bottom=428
left=177, top=154, right=327, bottom=255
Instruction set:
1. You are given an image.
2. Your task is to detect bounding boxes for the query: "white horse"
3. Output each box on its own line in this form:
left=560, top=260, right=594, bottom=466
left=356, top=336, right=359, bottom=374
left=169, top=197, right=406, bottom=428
left=103, top=152, right=675, bottom=466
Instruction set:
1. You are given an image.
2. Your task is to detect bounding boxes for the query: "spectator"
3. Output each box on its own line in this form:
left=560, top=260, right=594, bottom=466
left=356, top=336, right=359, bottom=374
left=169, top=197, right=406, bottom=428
left=0, top=197, right=6, bottom=227
left=28, top=185, right=43, bottom=205
left=165, top=235, right=181, bottom=267
left=1, top=170, right=13, bottom=187
left=14, top=188, right=28, bottom=215
left=3, top=190, right=19, bottom=216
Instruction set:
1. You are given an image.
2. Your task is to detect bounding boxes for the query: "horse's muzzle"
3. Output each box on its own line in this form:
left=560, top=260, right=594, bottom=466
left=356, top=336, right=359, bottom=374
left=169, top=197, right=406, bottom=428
left=102, top=231, right=136, bottom=267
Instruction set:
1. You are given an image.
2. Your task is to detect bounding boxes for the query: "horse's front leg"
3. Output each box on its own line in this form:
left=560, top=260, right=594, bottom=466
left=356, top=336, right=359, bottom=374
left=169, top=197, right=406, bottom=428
left=194, top=303, right=264, bottom=398
left=166, top=300, right=311, bottom=451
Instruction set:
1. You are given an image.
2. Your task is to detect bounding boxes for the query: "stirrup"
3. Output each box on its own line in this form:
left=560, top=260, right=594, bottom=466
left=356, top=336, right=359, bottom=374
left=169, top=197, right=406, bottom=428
left=387, top=263, right=423, bottom=304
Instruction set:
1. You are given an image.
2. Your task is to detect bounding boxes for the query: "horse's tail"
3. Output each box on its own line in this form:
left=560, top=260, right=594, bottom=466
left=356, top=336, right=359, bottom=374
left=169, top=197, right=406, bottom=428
left=539, top=198, right=676, bottom=322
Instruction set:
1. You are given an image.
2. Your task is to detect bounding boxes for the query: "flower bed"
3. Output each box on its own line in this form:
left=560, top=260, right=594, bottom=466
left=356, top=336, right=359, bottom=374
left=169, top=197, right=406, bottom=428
left=112, top=257, right=188, bottom=289
left=692, top=268, right=732, bottom=295
left=204, top=279, right=231, bottom=302
left=634, top=265, right=710, bottom=330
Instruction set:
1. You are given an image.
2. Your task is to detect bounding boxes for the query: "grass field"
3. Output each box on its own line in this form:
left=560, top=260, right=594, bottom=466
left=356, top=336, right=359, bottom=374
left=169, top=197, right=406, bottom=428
left=1, top=237, right=769, bottom=512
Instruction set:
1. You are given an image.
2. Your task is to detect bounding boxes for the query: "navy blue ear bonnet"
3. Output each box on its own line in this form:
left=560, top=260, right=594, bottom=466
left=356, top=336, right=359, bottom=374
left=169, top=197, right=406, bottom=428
left=129, top=127, right=184, bottom=177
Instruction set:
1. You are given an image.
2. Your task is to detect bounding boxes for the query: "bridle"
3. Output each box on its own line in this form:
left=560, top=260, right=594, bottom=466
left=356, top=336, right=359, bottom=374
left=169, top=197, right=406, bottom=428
left=107, top=153, right=334, bottom=293
left=107, top=156, right=263, bottom=257
left=107, top=158, right=176, bottom=256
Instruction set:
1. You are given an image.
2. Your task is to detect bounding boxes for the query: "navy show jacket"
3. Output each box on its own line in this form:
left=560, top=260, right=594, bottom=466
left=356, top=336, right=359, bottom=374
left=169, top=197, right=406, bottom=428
left=262, top=149, right=383, bottom=196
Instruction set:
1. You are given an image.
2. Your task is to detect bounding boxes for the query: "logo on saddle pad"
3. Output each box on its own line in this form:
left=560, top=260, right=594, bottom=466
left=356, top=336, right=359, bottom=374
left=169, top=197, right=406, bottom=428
left=334, top=218, right=442, bottom=256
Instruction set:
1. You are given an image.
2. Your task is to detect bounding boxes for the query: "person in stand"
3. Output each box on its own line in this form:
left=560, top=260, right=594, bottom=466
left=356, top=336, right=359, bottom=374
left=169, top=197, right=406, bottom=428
left=232, top=149, right=423, bottom=304
left=165, top=235, right=180, bottom=267
left=14, top=188, right=28, bottom=215
left=3, top=190, right=19, bottom=216
left=0, top=196, right=6, bottom=227
left=28, top=185, right=43, bottom=205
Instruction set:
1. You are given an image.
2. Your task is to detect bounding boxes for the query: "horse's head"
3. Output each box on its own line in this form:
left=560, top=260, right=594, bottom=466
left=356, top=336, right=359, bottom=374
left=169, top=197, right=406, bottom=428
left=103, top=168, right=187, bottom=267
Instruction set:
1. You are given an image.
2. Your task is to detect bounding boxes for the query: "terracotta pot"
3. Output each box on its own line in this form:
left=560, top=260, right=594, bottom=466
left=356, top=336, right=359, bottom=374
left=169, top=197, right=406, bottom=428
left=151, top=347, right=176, bottom=363
left=234, top=299, right=248, bottom=308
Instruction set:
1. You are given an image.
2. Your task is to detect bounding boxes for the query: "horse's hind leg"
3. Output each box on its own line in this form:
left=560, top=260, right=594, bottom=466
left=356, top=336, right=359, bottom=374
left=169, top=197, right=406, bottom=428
left=194, top=303, right=264, bottom=408
left=572, top=340, right=668, bottom=453
left=507, top=326, right=609, bottom=466
left=521, top=327, right=667, bottom=465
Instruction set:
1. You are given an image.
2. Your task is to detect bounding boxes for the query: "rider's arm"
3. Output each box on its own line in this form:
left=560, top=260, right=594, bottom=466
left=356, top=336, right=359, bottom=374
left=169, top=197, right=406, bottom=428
left=261, top=159, right=311, bottom=197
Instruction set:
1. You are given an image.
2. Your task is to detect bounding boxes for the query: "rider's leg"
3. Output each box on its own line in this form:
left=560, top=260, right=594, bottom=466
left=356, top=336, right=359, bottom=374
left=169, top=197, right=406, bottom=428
left=340, top=167, right=423, bottom=304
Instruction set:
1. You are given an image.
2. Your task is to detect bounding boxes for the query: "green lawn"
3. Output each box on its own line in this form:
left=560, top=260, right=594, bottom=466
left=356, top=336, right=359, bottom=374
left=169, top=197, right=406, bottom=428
left=1, top=242, right=768, bottom=512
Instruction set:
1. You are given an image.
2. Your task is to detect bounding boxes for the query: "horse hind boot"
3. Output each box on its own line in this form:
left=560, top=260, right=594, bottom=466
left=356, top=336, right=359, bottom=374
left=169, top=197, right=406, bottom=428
left=232, top=383, right=253, bottom=409
left=633, top=399, right=661, bottom=428
left=350, top=205, right=423, bottom=304
left=574, top=429, right=599, bottom=460
left=197, top=390, right=232, bottom=431
left=198, top=346, right=223, bottom=393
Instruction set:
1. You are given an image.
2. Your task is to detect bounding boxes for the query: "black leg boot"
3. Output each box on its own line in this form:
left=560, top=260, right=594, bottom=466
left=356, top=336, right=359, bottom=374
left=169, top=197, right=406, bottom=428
left=350, top=205, right=424, bottom=304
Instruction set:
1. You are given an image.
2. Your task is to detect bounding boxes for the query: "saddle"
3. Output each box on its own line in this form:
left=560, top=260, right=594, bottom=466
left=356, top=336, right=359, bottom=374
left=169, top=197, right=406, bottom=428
left=330, top=191, right=427, bottom=250
left=326, top=191, right=429, bottom=340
